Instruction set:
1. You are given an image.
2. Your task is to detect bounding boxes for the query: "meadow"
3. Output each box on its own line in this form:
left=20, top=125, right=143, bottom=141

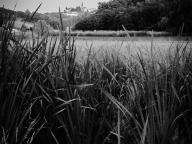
left=74, top=36, right=192, bottom=56
left=0, top=12, right=192, bottom=144
left=24, top=35, right=192, bottom=62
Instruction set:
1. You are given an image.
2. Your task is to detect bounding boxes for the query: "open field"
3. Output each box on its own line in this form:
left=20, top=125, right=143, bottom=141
left=74, top=36, right=192, bottom=52
left=1, top=16, right=192, bottom=144
left=24, top=35, right=192, bottom=61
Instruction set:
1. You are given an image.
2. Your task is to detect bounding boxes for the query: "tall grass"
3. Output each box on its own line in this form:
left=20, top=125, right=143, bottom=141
left=0, top=8, right=192, bottom=144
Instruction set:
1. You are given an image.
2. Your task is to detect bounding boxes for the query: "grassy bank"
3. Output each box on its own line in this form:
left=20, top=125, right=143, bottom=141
left=12, top=28, right=172, bottom=38
left=50, top=29, right=172, bottom=37
left=0, top=14, right=192, bottom=144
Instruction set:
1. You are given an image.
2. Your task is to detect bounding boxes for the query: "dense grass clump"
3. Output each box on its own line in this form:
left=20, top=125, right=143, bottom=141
left=0, top=12, right=192, bottom=144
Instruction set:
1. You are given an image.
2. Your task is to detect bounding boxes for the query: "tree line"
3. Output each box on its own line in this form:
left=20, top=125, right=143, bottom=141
left=74, top=0, right=192, bottom=34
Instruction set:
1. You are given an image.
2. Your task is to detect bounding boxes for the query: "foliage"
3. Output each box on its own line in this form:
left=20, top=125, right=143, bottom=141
left=25, top=9, right=31, bottom=16
left=16, top=11, right=28, bottom=19
left=74, top=0, right=192, bottom=34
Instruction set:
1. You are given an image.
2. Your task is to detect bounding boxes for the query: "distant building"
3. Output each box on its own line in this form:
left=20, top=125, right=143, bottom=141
left=63, top=2, right=91, bottom=16
left=64, top=8, right=79, bottom=16
left=80, top=2, right=87, bottom=12
left=87, top=8, right=97, bottom=14
left=65, top=12, right=79, bottom=16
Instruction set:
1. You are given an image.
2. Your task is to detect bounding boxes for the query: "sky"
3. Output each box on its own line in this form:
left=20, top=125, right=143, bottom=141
left=0, top=0, right=110, bottom=13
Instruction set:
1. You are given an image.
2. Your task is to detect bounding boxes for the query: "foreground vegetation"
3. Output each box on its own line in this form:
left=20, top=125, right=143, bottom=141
left=0, top=11, right=192, bottom=144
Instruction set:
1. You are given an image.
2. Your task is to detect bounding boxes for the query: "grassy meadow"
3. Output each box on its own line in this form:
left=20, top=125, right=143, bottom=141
left=0, top=11, right=192, bottom=144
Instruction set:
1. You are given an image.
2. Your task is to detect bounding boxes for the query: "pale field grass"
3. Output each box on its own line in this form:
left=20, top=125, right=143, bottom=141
left=23, top=35, right=192, bottom=62
left=14, top=18, right=34, bottom=29
left=74, top=36, right=192, bottom=61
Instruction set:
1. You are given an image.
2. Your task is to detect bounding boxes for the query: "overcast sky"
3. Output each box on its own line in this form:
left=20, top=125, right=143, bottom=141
left=0, top=0, right=109, bottom=13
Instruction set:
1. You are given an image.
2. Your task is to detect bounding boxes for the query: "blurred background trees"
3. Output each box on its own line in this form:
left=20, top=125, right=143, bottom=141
left=74, top=0, right=192, bottom=34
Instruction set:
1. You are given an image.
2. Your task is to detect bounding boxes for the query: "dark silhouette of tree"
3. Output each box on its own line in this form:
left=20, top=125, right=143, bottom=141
left=74, top=0, right=192, bottom=34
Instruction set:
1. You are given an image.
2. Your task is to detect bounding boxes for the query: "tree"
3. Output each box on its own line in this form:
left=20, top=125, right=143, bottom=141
left=25, top=9, right=31, bottom=16
left=74, top=0, right=192, bottom=33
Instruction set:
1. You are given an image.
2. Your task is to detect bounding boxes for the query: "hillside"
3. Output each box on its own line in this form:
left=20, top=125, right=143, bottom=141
left=0, top=7, right=83, bottom=30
